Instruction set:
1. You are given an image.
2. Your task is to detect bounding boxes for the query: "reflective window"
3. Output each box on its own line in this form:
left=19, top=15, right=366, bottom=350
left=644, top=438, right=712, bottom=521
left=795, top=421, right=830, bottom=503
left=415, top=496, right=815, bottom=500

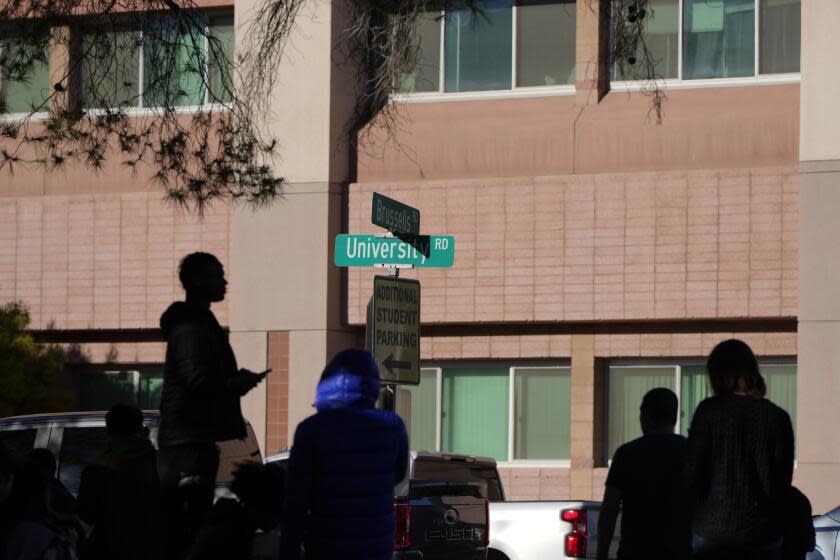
left=516, top=0, right=576, bottom=86
left=399, top=0, right=577, bottom=94
left=410, top=364, right=571, bottom=462
left=759, top=0, right=800, bottom=74
left=208, top=15, right=235, bottom=103
left=607, top=361, right=797, bottom=459
left=683, top=0, right=755, bottom=79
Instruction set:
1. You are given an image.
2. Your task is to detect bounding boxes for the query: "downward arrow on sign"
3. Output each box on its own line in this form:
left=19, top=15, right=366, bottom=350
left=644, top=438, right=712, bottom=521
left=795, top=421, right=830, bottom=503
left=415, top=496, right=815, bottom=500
left=383, top=354, right=411, bottom=375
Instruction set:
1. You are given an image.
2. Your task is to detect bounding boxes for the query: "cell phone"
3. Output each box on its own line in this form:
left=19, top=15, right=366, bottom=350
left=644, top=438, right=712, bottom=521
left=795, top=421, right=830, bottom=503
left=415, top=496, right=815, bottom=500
left=258, top=368, right=272, bottom=379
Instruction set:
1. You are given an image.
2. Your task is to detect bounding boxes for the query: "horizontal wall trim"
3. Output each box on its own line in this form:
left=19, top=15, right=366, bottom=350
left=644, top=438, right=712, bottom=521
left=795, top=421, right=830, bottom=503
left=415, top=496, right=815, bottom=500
left=31, top=317, right=797, bottom=344
left=417, top=318, right=797, bottom=337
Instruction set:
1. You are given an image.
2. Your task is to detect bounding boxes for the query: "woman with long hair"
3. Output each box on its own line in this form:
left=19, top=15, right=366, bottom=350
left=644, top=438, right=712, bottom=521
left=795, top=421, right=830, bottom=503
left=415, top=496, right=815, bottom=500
left=686, top=339, right=795, bottom=560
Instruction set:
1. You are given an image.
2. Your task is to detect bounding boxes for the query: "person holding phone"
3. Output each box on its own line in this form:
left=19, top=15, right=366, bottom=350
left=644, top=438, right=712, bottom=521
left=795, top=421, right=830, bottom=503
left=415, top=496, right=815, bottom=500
left=158, top=252, right=268, bottom=560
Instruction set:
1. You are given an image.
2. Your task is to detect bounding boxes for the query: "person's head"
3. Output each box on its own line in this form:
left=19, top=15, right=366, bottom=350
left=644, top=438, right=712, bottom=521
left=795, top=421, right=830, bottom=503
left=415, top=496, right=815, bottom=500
left=26, top=448, right=57, bottom=479
left=106, top=403, right=145, bottom=438
left=640, top=388, right=679, bottom=434
left=178, top=252, right=226, bottom=303
left=315, top=348, right=381, bottom=411
left=230, top=461, right=286, bottom=532
left=706, top=339, right=765, bottom=397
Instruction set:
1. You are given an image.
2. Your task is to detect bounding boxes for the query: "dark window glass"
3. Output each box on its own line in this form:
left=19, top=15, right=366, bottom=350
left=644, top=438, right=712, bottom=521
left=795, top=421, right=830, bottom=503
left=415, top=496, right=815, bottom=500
left=759, top=0, right=800, bottom=74
left=399, top=13, right=442, bottom=93
left=0, top=429, right=38, bottom=461
left=413, top=459, right=504, bottom=501
left=516, top=0, right=576, bottom=86
left=58, top=427, right=109, bottom=496
left=80, top=29, right=141, bottom=108
left=208, top=14, right=235, bottom=103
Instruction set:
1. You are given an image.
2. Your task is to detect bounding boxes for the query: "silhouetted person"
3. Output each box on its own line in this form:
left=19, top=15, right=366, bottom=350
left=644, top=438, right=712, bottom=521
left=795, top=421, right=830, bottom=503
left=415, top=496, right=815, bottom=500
left=4, top=451, right=79, bottom=560
left=0, top=444, right=18, bottom=556
left=687, top=339, right=795, bottom=560
left=597, top=388, right=691, bottom=560
left=28, top=448, right=78, bottom=517
left=281, top=349, right=409, bottom=560
left=782, top=487, right=815, bottom=560
left=188, top=461, right=285, bottom=560
left=158, top=252, right=267, bottom=559
left=77, top=404, right=160, bottom=560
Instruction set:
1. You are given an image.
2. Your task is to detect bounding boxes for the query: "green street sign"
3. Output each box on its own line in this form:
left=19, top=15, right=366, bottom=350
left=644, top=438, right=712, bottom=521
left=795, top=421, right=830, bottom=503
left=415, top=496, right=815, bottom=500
left=372, top=192, right=420, bottom=235
left=334, top=235, right=455, bottom=268
left=370, top=276, right=420, bottom=385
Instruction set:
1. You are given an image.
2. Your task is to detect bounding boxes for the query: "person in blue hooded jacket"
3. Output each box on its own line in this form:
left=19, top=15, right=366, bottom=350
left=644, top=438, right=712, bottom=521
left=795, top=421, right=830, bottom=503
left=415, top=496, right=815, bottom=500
left=281, top=349, right=409, bottom=560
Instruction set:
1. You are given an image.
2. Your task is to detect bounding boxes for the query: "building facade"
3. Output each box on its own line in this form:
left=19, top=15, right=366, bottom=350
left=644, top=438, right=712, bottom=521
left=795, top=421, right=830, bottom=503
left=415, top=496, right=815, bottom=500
left=2, top=0, right=838, bottom=511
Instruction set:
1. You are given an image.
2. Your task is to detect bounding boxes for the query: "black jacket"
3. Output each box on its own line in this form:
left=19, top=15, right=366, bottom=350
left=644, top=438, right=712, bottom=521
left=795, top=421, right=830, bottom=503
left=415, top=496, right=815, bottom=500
left=686, top=395, right=794, bottom=547
left=159, top=301, right=248, bottom=446
left=78, top=435, right=161, bottom=560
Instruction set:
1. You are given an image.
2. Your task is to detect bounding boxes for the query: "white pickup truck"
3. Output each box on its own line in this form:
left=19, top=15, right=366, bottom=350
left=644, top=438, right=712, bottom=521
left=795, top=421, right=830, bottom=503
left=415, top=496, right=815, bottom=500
left=458, top=455, right=617, bottom=560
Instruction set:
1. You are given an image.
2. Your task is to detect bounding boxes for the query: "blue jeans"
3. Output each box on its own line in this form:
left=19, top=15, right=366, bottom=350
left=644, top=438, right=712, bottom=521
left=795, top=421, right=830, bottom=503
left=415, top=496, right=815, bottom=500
left=692, top=533, right=784, bottom=560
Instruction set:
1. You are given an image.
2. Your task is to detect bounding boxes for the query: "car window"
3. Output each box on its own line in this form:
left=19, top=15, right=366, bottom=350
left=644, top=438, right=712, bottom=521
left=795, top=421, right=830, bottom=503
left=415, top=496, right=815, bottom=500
left=413, top=459, right=504, bottom=502
left=0, top=429, right=38, bottom=461
left=58, top=427, right=109, bottom=496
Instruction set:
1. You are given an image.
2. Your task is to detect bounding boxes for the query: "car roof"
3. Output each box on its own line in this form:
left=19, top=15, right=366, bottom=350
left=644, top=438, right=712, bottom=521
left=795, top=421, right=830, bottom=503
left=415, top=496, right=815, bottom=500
left=0, top=411, right=161, bottom=428
left=264, top=449, right=497, bottom=468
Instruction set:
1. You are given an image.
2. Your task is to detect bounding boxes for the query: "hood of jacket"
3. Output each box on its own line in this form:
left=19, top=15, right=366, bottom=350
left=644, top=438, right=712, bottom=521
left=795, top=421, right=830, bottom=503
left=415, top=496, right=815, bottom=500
left=315, top=369, right=380, bottom=412
left=160, top=301, right=216, bottom=340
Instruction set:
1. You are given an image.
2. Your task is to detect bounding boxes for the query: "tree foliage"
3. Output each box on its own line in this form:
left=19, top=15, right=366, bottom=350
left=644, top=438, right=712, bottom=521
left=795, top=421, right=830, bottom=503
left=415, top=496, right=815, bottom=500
left=0, top=303, right=70, bottom=418
left=0, top=0, right=661, bottom=211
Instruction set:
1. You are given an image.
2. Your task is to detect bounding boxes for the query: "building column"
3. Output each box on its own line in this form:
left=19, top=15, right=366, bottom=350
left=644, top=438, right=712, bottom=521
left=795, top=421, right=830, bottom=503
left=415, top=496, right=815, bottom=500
left=575, top=0, right=610, bottom=105
left=796, top=0, right=840, bottom=513
left=570, top=333, right=603, bottom=500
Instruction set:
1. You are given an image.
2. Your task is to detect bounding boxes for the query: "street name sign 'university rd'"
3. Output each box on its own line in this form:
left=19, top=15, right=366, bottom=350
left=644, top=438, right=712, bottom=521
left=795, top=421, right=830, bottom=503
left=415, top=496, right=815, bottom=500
left=371, top=276, right=420, bottom=384
left=334, top=234, right=455, bottom=268
left=372, top=192, right=420, bottom=235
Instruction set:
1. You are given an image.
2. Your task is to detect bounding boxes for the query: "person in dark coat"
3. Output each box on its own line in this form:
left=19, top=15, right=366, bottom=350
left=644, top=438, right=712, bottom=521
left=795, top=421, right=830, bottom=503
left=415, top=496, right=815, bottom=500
left=188, top=461, right=285, bottom=560
left=783, top=487, right=815, bottom=560
left=686, top=339, right=795, bottom=560
left=158, top=252, right=268, bottom=559
left=77, top=404, right=160, bottom=560
left=280, top=349, right=409, bottom=560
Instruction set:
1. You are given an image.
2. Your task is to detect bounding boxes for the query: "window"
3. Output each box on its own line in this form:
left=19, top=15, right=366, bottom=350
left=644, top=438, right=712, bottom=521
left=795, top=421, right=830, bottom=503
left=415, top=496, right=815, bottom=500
left=606, top=361, right=797, bottom=459
left=73, top=364, right=165, bottom=411
left=407, top=365, right=571, bottom=462
left=58, top=427, right=110, bottom=495
left=614, top=0, right=800, bottom=81
left=399, top=0, right=576, bottom=94
left=0, top=38, right=50, bottom=113
left=0, top=429, right=38, bottom=460
left=80, top=12, right=234, bottom=109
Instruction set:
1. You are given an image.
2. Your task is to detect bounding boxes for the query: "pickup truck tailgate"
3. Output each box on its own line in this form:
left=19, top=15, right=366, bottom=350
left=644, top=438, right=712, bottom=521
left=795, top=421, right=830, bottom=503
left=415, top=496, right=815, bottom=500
left=409, top=481, right=488, bottom=560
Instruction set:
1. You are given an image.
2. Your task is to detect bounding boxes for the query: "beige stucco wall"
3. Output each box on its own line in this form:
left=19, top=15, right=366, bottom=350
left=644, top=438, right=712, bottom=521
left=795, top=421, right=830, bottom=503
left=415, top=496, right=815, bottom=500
left=797, top=0, right=840, bottom=513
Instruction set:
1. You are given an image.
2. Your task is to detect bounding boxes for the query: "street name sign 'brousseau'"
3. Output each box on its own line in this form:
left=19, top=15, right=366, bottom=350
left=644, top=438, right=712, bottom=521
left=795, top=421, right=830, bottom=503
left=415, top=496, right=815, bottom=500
left=370, top=276, right=420, bottom=385
left=334, top=234, right=455, bottom=268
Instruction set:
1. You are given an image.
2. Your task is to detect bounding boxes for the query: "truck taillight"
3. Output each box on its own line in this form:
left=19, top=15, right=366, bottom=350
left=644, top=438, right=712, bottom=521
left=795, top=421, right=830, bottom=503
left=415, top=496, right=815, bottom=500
left=395, top=499, right=412, bottom=550
left=561, top=509, right=587, bottom=559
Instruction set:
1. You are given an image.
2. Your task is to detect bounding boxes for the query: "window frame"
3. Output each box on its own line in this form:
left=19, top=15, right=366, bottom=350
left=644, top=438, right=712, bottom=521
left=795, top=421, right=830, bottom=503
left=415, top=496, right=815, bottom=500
left=417, top=362, right=572, bottom=468
left=396, top=3, right=577, bottom=103
left=611, top=0, right=801, bottom=90
left=604, top=356, right=798, bottom=462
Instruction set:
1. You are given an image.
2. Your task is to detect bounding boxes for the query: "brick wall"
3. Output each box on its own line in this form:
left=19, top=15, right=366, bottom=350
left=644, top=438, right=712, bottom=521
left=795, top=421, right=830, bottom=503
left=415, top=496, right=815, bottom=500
left=0, top=192, right=231, bottom=330
left=266, top=331, right=290, bottom=455
left=348, top=168, right=798, bottom=325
